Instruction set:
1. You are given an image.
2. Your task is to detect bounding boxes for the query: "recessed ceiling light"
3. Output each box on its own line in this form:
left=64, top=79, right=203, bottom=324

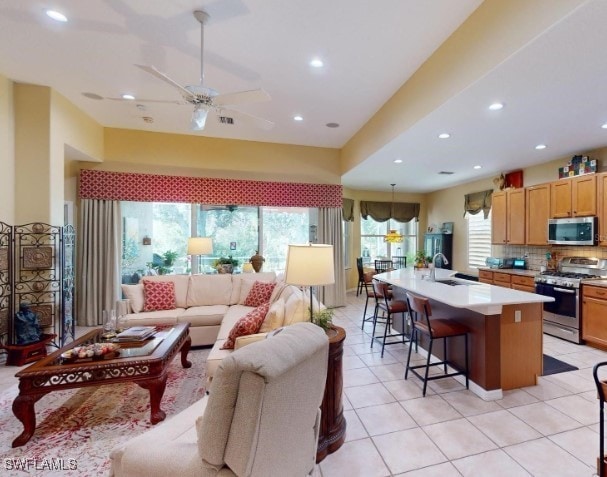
left=122, top=94, right=135, bottom=100
left=488, top=102, right=504, bottom=111
left=438, top=133, right=450, bottom=139
left=473, top=165, right=482, bottom=169
left=535, top=144, right=547, bottom=150
left=326, top=122, right=339, bottom=128
left=394, top=159, right=403, bottom=164
left=310, top=58, right=324, bottom=68
left=602, top=123, right=607, bottom=129
left=293, top=115, right=303, bottom=121
left=46, top=10, right=68, bottom=22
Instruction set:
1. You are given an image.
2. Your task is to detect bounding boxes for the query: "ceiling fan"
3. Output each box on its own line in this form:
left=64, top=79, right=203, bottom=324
left=135, top=10, right=274, bottom=132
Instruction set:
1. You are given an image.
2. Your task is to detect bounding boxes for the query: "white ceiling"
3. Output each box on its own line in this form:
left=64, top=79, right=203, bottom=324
left=1, top=1, right=606, bottom=193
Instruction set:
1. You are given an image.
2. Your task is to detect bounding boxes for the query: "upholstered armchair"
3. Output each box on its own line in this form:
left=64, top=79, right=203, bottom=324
left=110, top=322, right=329, bottom=477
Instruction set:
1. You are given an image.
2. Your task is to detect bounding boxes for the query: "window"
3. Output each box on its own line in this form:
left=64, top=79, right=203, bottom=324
left=467, top=211, right=492, bottom=269
left=360, top=218, right=417, bottom=266
left=120, top=202, right=311, bottom=279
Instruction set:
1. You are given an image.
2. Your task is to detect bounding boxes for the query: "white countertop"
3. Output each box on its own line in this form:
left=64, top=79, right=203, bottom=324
left=375, top=268, right=554, bottom=315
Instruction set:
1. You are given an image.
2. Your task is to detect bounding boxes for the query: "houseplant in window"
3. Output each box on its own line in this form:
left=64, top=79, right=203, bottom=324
left=214, top=255, right=239, bottom=274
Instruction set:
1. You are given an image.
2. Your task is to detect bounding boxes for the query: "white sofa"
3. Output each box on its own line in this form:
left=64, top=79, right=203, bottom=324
left=121, top=272, right=316, bottom=382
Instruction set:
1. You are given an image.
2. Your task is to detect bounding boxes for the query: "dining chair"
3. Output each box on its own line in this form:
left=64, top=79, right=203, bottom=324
left=374, top=259, right=394, bottom=274
left=392, top=256, right=407, bottom=269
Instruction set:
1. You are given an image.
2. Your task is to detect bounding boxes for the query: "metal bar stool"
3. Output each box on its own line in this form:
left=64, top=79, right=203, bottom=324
left=593, top=362, right=607, bottom=477
left=360, top=271, right=378, bottom=329
left=356, top=257, right=366, bottom=296
left=371, top=280, right=408, bottom=357
left=405, top=292, right=469, bottom=396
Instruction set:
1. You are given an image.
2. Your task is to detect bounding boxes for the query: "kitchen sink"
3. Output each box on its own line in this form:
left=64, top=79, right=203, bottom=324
left=434, top=279, right=477, bottom=286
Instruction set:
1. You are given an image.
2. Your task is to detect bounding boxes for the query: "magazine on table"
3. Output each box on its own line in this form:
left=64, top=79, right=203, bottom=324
left=116, top=326, right=156, bottom=341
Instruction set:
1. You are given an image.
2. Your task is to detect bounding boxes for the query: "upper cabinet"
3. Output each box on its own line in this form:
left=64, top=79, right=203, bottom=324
left=598, top=173, right=607, bottom=246
left=491, top=189, right=525, bottom=245
left=550, top=175, right=596, bottom=218
left=526, top=183, right=550, bottom=245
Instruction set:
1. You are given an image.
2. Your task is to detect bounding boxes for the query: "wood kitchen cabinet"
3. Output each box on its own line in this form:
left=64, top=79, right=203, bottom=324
left=491, top=189, right=525, bottom=245
left=492, top=272, right=512, bottom=288
left=525, top=183, right=550, bottom=245
left=550, top=175, right=596, bottom=218
left=582, top=285, right=607, bottom=348
left=597, top=173, right=607, bottom=245
left=479, top=270, right=494, bottom=284
left=510, top=275, right=535, bottom=293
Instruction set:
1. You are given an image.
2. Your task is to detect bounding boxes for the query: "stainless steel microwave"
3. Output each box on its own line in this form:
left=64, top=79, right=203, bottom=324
left=547, top=217, right=597, bottom=245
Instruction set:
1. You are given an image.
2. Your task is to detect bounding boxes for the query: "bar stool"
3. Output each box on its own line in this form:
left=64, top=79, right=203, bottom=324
left=360, top=271, right=377, bottom=329
left=405, top=292, right=469, bottom=396
left=371, top=280, right=408, bottom=357
left=593, top=361, right=607, bottom=477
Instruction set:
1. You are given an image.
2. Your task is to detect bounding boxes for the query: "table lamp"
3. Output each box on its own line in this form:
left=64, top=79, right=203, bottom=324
left=285, top=244, right=335, bottom=320
left=187, top=237, right=213, bottom=274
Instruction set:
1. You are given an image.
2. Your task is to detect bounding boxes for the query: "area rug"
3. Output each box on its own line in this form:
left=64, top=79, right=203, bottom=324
left=543, top=353, right=579, bottom=376
left=0, top=348, right=209, bottom=477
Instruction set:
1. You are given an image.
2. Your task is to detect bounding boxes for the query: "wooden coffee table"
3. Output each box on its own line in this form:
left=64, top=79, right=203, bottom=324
left=11, top=323, right=191, bottom=447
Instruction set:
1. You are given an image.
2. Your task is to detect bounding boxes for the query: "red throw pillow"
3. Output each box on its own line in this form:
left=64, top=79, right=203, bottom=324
left=143, top=280, right=176, bottom=312
left=244, top=281, right=277, bottom=307
left=222, top=302, right=270, bottom=350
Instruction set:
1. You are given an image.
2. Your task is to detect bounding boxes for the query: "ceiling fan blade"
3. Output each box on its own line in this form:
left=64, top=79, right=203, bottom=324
left=213, top=89, right=271, bottom=107
left=106, top=97, right=184, bottom=105
left=135, top=64, right=196, bottom=101
left=216, top=108, right=275, bottom=130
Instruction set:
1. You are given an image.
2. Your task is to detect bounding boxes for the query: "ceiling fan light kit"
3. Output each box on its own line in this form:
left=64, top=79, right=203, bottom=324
left=136, top=9, right=273, bottom=132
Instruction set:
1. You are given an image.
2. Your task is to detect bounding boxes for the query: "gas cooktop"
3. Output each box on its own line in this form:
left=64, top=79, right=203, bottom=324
left=534, top=257, right=607, bottom=288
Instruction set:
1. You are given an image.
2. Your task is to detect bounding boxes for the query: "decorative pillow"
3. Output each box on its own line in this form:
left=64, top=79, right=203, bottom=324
left=244, top=281, right=277, bottom=307
left=259, top=298, right=285, bottom=333
left=283, top=290, right=308, bottom=326
left=143, top=280, right=176, bottom=312
left=121, top=283, right=144, bottom=313
left=221, top=302, right=270, bottom=350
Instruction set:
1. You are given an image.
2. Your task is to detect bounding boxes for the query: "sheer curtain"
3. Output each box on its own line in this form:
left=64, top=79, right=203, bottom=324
left=77, top=199, right=121, bottom=326
left=317, top=207, right=346, bottom=307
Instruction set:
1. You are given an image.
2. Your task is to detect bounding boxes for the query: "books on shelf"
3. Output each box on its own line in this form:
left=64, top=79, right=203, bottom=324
left=116, top=326, right=156, bottom=341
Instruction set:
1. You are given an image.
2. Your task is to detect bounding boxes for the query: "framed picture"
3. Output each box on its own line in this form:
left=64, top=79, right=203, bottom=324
left=230, top=241, right=237, bottom=250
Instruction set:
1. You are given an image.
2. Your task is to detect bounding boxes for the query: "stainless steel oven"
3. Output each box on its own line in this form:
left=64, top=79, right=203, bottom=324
left=534, top=257, right=607, bottom=344
left=534, top=282, right=580, bottom=343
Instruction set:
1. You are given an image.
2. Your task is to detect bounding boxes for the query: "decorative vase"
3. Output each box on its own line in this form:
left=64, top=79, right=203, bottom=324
left=250, top=251, right=265, bottom=273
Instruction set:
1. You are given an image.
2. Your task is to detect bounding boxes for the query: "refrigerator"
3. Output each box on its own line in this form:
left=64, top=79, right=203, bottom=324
left=424, top=233, right=453, bottom=269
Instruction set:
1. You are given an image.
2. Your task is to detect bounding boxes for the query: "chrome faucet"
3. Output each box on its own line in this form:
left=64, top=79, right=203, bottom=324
left=429, top=253, right=449, bottom=281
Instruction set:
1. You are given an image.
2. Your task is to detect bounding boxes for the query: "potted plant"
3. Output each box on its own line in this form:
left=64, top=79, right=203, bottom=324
left=311, top=308, right=334, bottom=331
left=414, top=250, right=428, bottom=269
left=214, top=255, right=240, bottom=274
left=148, top=250, right=179, bottom=275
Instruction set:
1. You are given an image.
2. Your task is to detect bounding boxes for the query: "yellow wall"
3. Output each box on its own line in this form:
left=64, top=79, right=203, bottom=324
left=0, top=74, right=15, bottom=224
left=95, top=128, right=341, bottom=184
left=340, top=0, right=585, bottom=175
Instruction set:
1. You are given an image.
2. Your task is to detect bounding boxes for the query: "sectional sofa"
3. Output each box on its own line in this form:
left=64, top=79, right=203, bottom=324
left=121, top=271, right=317, bottom=382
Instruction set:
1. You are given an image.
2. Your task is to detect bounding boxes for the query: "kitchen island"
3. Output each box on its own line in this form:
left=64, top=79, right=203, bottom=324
left=374, top=268, right=554, bottom=400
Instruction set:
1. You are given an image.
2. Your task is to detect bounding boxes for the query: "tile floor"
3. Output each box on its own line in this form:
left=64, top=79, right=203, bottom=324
left=1, top=291, right=606, bottom=476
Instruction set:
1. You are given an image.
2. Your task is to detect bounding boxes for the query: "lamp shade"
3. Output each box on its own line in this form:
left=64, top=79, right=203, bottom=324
left=285, top=244, right=335, bottom=286
left=187, top=237, right=213, bottom=255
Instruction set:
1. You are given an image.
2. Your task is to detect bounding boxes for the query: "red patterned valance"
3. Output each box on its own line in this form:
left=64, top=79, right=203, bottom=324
left=79, top=170, right=342, bottom=208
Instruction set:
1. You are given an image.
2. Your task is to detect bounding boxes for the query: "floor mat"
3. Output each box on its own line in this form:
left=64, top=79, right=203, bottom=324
left=542, top=354, right=579, bottom=376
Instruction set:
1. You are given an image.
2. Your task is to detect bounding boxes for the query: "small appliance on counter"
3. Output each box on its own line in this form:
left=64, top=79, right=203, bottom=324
left=485, top=257, right=514, bottom=269
left=512, top=258, right=527, bottom=270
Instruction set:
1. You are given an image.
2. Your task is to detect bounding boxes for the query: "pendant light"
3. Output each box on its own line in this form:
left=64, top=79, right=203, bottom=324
left=384, top=184, right=403, bottom=243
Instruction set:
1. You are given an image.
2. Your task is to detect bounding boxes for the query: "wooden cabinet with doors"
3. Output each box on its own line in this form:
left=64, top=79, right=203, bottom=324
left=597, top=173, right=607, bottom=246
left=492, top=272, right=512, bottom=288
left=479, top=270, right=494, bottom=284
left=525, top=183, right=550, bottom=245
left=510, top=275, right=535, bottom=293
left=491, top=189, right=525, bottom=245
left=550, top=175, right=596, bottom=218
left=582, top=285, right=607, bottom=348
